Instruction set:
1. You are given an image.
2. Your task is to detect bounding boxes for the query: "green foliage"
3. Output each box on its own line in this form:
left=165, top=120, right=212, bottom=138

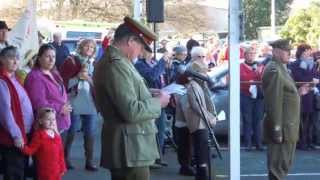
left=281, top=1, right=320, bottom=47
left=242, top=0, right=293, bottom=40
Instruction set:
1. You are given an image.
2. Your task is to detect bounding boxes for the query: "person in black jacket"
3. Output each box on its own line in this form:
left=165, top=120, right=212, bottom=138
left=168, top=46, right=188, bottom=84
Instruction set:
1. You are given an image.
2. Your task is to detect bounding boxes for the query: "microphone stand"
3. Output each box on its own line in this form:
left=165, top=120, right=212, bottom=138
left=190, top=83, right=222, bottom=180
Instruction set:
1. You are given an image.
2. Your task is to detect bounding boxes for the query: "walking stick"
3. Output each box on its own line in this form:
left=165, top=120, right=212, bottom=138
left=155, top=133, right=164, bottom=162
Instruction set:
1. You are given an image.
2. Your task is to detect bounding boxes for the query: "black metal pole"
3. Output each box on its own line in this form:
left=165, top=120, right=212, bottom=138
left=155, top=131, right=164, bottom=162
left=153, top=22, right=157, bottom=59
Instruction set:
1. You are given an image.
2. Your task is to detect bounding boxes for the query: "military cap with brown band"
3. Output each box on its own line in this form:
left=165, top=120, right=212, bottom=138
left=123, top=16, right=157, bottom=52
left=269, top=39, right=292, bottom=51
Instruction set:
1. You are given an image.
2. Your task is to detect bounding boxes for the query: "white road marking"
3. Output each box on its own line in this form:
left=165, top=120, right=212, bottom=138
left=216, top=173, right=320, bottom=178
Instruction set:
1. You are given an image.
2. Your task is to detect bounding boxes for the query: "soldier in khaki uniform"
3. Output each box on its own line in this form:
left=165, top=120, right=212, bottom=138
left=262, top=39, right=300, bottom=180
left=93, top=17, right=170, bottom=180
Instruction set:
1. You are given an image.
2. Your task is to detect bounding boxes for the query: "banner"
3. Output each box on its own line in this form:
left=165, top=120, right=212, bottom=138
left=8, top=0, right=38, bottom=67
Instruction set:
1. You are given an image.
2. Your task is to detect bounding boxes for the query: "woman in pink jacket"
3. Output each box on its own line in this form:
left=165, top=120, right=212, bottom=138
left=24, top=44, right=72, bottom=134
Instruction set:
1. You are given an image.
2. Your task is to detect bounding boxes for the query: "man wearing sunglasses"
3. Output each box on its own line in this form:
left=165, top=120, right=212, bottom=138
left=93, top=16, right=170, bottom=180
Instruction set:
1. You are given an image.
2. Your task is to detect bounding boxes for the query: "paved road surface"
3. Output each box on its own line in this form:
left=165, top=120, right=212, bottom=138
left=61, top=131, right=320, bottom=180
left=1, top=125, right=319, bottom=180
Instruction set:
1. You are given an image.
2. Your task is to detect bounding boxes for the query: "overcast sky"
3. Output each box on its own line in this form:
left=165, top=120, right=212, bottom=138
left=291, top=0, right=313, bottom=9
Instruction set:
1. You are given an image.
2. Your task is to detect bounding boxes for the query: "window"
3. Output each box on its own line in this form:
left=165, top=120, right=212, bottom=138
left=66, top=31, right=102, bottom=40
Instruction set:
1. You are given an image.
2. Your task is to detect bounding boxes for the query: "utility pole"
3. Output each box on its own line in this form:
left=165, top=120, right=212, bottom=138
left=229, top=0, right=241, bottom=179
left=133, top=0, right=143, bottom=21
left=271, top=0, right=276, bottom=36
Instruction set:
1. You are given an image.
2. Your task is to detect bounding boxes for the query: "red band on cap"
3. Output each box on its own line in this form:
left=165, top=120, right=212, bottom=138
left=125, top=21, right=153, bottom=45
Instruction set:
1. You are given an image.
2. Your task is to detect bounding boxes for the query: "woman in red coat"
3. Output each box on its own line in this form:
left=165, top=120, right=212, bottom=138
left=240, top=46, right=265, bottom=151
left=20, top=107, right=66, bottom=180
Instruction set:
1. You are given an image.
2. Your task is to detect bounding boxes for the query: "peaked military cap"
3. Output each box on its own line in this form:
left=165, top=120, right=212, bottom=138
left=269, top=39, right=291, bottom=51
left=123, top=16, right=157, bottom=52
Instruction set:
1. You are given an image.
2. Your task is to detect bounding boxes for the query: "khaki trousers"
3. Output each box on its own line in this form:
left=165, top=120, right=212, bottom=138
left=267, top=142, right=296, bottom=180
left=110, top=166, right=150, bottom=180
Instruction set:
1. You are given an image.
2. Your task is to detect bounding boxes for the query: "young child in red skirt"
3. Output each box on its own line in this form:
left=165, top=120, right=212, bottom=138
left=20, top=107, right=66, bottom=180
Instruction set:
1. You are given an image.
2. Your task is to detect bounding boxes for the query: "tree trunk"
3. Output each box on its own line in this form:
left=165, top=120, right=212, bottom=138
left=56, top=0, right=65, bottom=20
left=69, top=0, right=81, bottom=19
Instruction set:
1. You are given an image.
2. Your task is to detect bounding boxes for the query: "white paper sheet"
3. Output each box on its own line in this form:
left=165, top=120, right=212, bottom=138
left=161, top=83, right=186, bottom=95
left=217, top=110, right=226, bottom=121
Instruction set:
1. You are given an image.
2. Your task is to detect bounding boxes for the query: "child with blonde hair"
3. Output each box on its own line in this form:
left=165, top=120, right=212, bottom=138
left=20, top=107, right=66, bottom=180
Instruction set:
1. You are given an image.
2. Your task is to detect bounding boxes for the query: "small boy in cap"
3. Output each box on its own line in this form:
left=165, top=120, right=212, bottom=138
left=93, top=16, right=170, bottom=180
left=0, top=20, right=10, bottom=51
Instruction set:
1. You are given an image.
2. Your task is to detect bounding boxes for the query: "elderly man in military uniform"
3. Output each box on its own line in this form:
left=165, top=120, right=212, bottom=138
left=93, top=16, right=170, bottom=180
left=262, top=39, right=301, bottom=180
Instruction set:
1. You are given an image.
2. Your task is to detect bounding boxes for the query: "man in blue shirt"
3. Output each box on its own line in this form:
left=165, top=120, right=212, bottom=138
left=50, top=32, right=70, bottom=69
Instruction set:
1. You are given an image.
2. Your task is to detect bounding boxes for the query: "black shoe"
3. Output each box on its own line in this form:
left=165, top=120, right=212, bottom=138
left=256, top=145, right=265, bottom=151
left=85, top=164, right=98, bottom=171
left=308, top=144, right=317, bottom=150
left=298, top=145, right=309, bottom=151
left=150, top=163, right=163, bottom=169
left=179, top=166, right=195, bottom=176
left=155, top=159, right=168, bottom=167
left=245, top=146, right=254, bottom=151
left=66, top=161, right=75, bottom=170
left=211, top=153, right=217, bottom=158
left=296, top=144, right=303, bottom=150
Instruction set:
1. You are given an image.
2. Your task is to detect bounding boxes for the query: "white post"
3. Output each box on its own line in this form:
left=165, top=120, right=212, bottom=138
left=271, top=0, right=276, bottom=36
left=133, top=0, right=142, bottom=20
left=229, top=0, right=241, bottom=179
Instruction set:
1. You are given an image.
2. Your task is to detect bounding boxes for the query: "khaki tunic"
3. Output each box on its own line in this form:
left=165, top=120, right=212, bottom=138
left=262, top=58, right=300, bottom=180
left=93, top=46, right=161, bottom=169
left=262, top=59, right=300, bottom=143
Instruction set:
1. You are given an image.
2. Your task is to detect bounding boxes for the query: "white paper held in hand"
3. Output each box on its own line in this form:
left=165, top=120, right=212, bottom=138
left=161, top=83, right=186, bottom=95
left=249, top=85, right=257, bottom=99
left=217, top=111, right=226, bottom=121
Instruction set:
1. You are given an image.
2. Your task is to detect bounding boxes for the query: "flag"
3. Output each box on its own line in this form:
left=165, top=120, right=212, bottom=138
left=8, top=0, right=38, bottom=67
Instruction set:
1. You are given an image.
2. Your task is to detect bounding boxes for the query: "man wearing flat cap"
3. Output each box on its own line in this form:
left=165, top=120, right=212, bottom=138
left=0, top=20, right=10, bottom=51
left=262, top=39, right=300, bottom=180
left=93, top=16, right=170, bottom=180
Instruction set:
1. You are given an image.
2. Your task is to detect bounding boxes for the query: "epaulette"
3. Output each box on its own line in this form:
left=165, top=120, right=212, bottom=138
left=108, top=58, right=121, bottom=63
left=270, top=68, right=278, bottom=73
left=269, top=66, right=279, bottom=73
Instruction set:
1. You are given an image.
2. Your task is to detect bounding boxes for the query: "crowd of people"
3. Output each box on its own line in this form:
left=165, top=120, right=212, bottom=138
left=1, top=14, right=320, bottom=180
